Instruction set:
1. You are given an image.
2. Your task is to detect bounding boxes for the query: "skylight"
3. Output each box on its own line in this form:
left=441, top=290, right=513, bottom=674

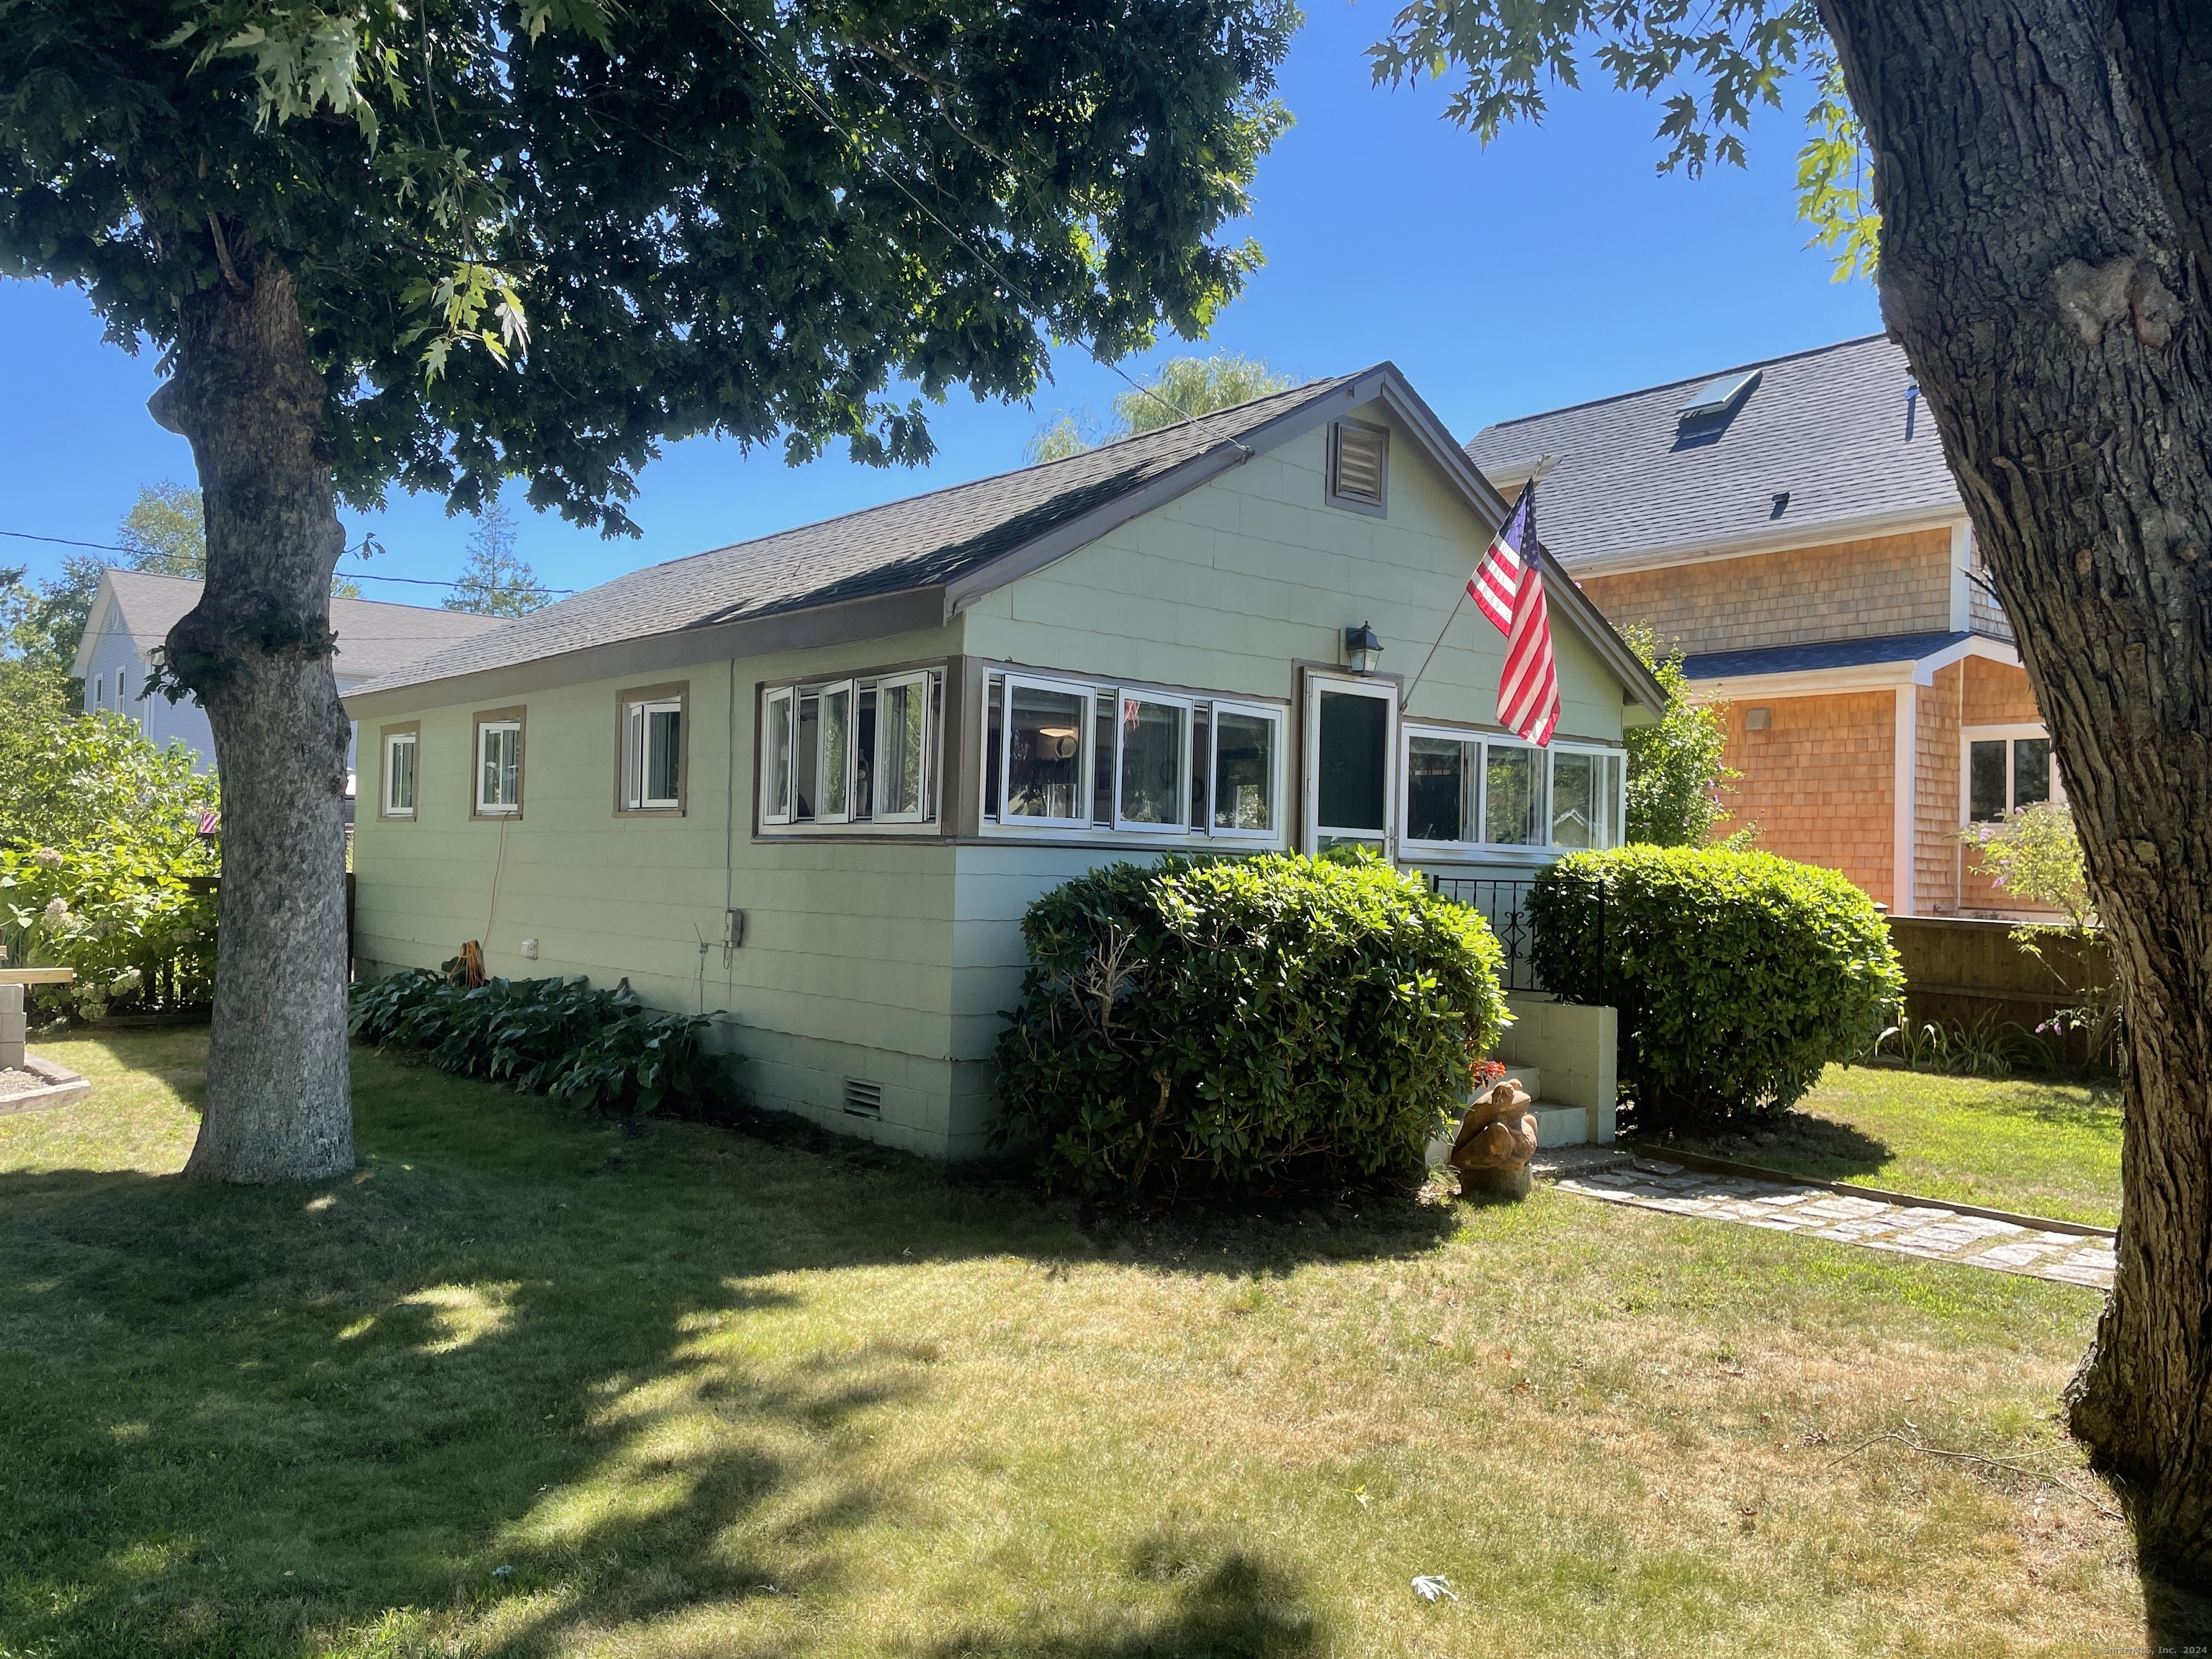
left=1676, top=369, right=1762, bottom=423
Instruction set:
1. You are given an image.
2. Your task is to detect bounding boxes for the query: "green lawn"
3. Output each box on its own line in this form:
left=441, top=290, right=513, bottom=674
left=1666, top=1064, right=2123, bottom=1228
left=0, top=1030, right=2138, bottom=1657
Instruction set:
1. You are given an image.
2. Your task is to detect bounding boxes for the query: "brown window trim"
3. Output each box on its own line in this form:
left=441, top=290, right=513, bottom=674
left=470, top=705, right=526, bottom=821
left=614, top=680, right=690, bottom=816
left=377, top=721, right=421, bottom=821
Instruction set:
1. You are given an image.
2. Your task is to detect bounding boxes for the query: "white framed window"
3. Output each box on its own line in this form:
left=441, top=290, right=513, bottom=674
left=1400, top=723, right=1624, bottom=855
left=999, top=674, right=1094, bottom=827
left=382, top=729, right=418, bottom=819
left=1114, top=689, right=1192, bottom=832
left=761, top=686, right=795, bottom=824
left=979, top=667, right=1287, bottom=846
left=475, top=716, right=522, bottom=817
left=814, top=680, right=855, bottom=823
left=872, top=670, right=932, bottom=824
left=620, top=691, right=684, bottom=812
left=1964, top=724, right=2062, bottom=822
left=759, top=668, right=945, bottom=832
left=1547, top=747, right=1624, bottom=849
left=1209, top=699, right=1282, bottom=839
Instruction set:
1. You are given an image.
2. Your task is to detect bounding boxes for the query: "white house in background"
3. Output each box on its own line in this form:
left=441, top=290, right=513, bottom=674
left=72, top=570, right=508, bottom=785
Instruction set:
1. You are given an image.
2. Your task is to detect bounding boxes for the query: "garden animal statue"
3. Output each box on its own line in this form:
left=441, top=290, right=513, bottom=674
left=1450, top=1078, right=1539, bottom=1200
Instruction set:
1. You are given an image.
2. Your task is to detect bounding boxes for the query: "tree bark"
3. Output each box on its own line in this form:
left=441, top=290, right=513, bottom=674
left=151, top=256, right=354, bottom=1184
left=1820, top=0, right=2212, bottom=1634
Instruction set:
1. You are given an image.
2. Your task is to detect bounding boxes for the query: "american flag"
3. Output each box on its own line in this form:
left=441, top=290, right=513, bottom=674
left=1482, top=483, right=1560, bottom=747
left=1468, top=483, right=1531, bottom=631
left=1497, top=549, right=1561, bottom=746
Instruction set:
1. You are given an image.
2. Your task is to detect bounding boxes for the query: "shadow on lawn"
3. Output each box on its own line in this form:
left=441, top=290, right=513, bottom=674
left=1653, top=1111, right=1893, bottom=1182
left=0, top=1046, right=1391, bottom=1658
left=929, top=1539, right=1321, bottom=1658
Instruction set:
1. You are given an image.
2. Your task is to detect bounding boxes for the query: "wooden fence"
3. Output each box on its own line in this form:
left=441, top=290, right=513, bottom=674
left=1888, top=914, right=2111, bottom=1064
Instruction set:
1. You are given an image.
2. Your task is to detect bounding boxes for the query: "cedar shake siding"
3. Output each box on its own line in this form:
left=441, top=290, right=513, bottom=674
left=1716, top=691, right=1897, bottom=909
left=1577, top=529, right=1954, bottom=658
left=1963, top=654, right=2041, bottom=724
left=1920, top=663, right=1965, bottom=914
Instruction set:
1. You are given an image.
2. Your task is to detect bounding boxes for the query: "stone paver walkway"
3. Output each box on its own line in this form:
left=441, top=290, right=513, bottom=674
left=1547, top=1153, right=2114, bottom=1290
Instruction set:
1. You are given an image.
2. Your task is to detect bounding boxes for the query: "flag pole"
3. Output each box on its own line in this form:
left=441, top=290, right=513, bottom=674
left=1401, top=588, right=1469, bottom=714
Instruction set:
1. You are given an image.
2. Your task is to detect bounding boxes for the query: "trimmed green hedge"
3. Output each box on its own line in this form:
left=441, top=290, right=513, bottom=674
left=992, top=849, right=1507, bottom=1198
left=349, top=966, right=741, bottom=1118
left=1529, top=847, right=1903, bottom=1128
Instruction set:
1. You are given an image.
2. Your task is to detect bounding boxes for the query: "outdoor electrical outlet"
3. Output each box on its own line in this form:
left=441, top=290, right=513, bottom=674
left=520, top=938, right=539, bottom=960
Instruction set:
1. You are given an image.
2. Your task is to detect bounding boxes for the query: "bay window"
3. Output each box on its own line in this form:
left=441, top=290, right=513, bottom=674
left=760, top=667, right=945, bottom=830
left=1401, top=722, right=1624, bottom=855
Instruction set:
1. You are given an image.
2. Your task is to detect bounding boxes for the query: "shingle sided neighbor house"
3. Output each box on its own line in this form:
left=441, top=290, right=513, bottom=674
left=1467, top=334, right=2054, bottom=920
left=73, top=569, right=506, bottom=786
left=346, top=365, right=1666, bottom=1159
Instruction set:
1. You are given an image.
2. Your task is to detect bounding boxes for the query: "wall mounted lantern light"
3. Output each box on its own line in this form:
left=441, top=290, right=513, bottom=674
left=1342, top=621, right=1384, bottom=675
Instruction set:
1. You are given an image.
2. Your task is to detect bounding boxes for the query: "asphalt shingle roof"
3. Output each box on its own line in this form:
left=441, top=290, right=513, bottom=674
left=359, top=374, right=1358, bottom=697
left=1681, top=630, right=1974, bottom=683
left=99, top=569, right=507, bottom=679
left=1462, top=336, right=1960, bottom=567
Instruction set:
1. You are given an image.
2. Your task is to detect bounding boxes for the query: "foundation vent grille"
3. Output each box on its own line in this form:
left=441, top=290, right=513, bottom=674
left=842, top=1078, right=884, bottom=1118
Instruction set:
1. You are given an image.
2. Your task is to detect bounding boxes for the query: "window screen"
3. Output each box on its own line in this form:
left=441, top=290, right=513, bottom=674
left=874, top=675, right=927, bottom=821
left=1316, top=690, right=1389, bottom=833
left=1212, top=707, right=1276, bottom=834
left=1969, top=739, right=2008, bottom=822
left=385, top=734, right=416, bottom=815
left=477, top=722, right=521, bottom=814
left=1484, top=744, right=1539, bottom=844
left=1118, top=694, right=1187, bottom=828
left=2013, top=737, right=2052, bottom=808
left=1550, top=751, right=1620, bottom=849
left=1406, top=735, right=1474, bottom=842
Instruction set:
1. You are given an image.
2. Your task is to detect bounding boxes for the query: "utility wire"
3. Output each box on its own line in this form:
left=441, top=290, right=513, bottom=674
left=0, top=528, right=565, bottom=596
left=703, top=0, right=1252, bottom=457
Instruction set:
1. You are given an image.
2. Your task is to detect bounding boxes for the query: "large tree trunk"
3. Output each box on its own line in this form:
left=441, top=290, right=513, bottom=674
left=150, top=256, right=354, bottom=1184
left=1820, top=0, right=2212, bottom=1635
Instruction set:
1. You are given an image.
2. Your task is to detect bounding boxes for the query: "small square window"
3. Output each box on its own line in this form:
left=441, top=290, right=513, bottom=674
left=475, top=717, right=522, bottom=816
left=382, top=730, right=418, bottom=818
left=1327, top=420, right=1388, bottom=515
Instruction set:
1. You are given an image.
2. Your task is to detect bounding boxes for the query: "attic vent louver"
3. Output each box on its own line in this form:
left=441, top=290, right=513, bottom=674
left=842, top=1078, right=884, bottom=1118
left=1676, top=369, right=1762, bottom=423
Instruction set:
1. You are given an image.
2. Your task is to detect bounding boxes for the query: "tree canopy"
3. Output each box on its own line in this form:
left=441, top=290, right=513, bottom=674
left=1027, top=351, right=1295, bottom=459
left=3, top=0, right=1297, bottom=531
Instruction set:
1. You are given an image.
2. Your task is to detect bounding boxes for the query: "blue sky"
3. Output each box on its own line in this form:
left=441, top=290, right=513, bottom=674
left=0, top=5, right=1879, bottom=602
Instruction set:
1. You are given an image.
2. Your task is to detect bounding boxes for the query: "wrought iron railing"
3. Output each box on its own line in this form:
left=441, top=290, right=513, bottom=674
left=1424, top=873, right=1604, bottom=999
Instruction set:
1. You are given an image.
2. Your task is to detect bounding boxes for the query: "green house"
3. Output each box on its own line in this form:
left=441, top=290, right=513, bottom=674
left=347, top=367, right=1665, bottom=1157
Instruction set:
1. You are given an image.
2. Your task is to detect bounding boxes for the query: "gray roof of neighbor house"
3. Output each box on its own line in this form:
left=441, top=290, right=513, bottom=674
left=79, top=569, right=508, bottom=680
left=1462, top=335, right=1962, bottom=568
left=1681, top=630, right=1977, bottom=683
left=357, top=373, right=1362, bottom=698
